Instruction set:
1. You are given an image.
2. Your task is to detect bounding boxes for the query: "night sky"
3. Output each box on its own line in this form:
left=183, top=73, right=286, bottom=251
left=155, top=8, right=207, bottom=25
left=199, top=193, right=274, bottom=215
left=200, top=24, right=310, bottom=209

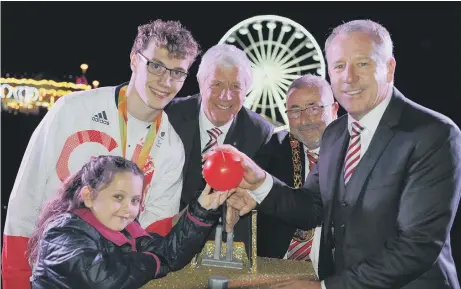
left=2, top=1, right=461, bottom=275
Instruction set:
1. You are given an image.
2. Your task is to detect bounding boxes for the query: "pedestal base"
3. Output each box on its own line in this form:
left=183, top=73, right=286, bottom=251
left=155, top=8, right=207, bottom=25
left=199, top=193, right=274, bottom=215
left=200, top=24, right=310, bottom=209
left=201, top=257, right=244, bottom=270
left=142, top=256, right=317, bottom=289
left=201, top=240, right=245, bottom=270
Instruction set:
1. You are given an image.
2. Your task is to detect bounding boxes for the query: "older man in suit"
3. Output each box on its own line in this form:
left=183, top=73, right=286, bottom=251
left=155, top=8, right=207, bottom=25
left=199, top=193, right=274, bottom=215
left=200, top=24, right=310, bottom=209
left=215, top=19, right=461, bottom=289
left=165, top=44, right=274, bottom=251
left=257, top=74, right=338, bottom=276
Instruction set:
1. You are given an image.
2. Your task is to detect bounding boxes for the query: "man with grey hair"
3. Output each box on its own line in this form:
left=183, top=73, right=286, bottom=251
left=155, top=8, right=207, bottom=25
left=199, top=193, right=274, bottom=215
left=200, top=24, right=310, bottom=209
left=166, top=43, right=274, bottom=250
left=215, top=19, right=461, bottom=289
left=257, top=74, right=338, bottom=276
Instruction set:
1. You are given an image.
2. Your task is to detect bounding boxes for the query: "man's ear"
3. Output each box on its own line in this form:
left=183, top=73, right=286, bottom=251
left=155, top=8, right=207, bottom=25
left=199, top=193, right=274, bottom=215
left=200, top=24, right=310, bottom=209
left=130, top=52, right=137, bottom=72
left=80, top=186, right=93, bottom=208
left=387, top=56, right=396, bottom=83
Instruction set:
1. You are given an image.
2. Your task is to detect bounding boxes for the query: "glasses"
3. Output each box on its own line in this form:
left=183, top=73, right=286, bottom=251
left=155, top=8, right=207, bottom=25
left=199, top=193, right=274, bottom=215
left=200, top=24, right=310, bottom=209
left=138, top=52, right=188, bottom=82
left=285, top=103, right=335, bottom=119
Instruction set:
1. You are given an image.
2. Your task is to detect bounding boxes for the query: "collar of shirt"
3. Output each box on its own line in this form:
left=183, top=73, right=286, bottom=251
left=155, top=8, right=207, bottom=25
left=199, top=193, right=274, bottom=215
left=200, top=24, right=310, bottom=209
left=347, top=86, right=393, bottom=136
left=199, top=103, right=234, bottom=144
left=127, top=112, right=153, bottom=128
left=303, top=145, right=320, bottom=158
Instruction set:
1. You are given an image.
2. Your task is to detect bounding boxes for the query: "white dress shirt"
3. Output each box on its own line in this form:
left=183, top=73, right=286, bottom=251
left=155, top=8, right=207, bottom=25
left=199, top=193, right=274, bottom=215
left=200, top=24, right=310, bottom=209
left=305, top=145, right=322, bottom=277
left=199, top=104, right=233, bottom=151
left=250, top=88, right=393, bottom=287
left=347, top=88, right=393, bottom=158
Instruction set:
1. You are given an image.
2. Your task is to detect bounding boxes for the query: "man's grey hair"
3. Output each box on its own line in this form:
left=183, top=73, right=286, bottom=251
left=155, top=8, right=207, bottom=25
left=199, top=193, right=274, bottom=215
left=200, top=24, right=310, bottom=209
left=287, top=74, right=334, bottom=102
left=196, top=44, right=253, bottom=90
left=325, top=19, right=394, bottom=65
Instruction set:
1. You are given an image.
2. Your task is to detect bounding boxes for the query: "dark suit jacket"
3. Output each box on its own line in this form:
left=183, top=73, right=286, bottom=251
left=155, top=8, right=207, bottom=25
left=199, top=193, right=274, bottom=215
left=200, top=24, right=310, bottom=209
left=165, top=94, right=274, bottom=248
left=256, top=130, right=308, bottom=258
left=258, top=88, right=461, bottom=289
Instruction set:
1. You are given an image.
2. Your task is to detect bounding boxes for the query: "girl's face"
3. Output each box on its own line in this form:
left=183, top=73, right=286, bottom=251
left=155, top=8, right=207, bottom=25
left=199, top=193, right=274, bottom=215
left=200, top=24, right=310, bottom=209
left=82, top=172, right=144, bottom=231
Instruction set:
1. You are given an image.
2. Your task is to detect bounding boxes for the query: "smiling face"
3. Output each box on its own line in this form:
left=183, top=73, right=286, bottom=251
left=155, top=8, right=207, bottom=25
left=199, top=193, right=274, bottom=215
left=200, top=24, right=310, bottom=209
left=200, top=64, right=246, bottom=127
left=327, top=31, right=395, bottom=120
left=287, top=86, right=338, bottom=150
left=82, top=172, right=144, bottom=231
left=130, top=41, right=193, bottom=110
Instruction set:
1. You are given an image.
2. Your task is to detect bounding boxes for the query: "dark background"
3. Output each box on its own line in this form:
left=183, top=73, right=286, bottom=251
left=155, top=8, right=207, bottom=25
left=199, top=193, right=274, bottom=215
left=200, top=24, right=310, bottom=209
left=2, top=1, right=460, bottom=282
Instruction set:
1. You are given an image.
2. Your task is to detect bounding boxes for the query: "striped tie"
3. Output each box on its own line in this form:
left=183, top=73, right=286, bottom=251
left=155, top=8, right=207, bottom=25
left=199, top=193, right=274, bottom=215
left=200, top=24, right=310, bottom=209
left=306, top=150, right=318, bottom=173
left=344, top=121, right=364, bottom=184
left=201, top=127, right=223, bottom=166
left=286, top=150, right=318, bottom=260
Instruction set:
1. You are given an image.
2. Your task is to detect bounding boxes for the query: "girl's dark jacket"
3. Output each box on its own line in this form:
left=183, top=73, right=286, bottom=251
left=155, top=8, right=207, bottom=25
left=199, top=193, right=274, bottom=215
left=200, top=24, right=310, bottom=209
left=31, top=199, right=220, bottom=289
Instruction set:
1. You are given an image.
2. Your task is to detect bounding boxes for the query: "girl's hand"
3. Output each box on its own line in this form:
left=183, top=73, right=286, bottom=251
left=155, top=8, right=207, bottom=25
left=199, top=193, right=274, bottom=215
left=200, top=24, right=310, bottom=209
left=198, top=184, right=234, bottom=210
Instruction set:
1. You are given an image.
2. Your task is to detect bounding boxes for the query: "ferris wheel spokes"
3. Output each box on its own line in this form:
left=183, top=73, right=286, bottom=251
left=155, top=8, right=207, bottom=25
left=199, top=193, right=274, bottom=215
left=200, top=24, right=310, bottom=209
left=278, top=40, right=311, bottom=66
left=282, top=63, right=322, bottom=74
left=234, top=36, right=261, bottom=65
left=246, top=87, right=262, bottom=110
left=270, top=83, right=289, bottom=125
left=266, top=24, right=276, bottom=61
left=270, top=29, right=289, bottom=62
left=277, top=81, right=290, bottom=91
left=244, top=31, right=264, bottom=63
left=280, top=50, right=318, bottom=70
left=260, top=87, right=269, bottom=116
left=255, top=27, right=267, bottom=60
left=267, top=88, right=277, bottom=123
left=273, top=33, right=299, bottom=64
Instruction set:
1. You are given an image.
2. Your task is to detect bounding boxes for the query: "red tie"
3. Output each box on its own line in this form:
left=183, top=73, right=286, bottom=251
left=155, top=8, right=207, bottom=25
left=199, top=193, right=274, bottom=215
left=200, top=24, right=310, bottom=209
left=307, top=150, right=318, bottom=172
left=286, top=150, right=318, bottom=260
left=201, top=127, right=222, bottom=166
left=344, top=121, right=364, bottom=184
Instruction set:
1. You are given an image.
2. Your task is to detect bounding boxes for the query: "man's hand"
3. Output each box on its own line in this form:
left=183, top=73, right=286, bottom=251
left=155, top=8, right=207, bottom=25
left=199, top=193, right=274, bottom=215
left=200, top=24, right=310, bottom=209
left=226, top=187, right=257, bottom=218
left=268, top=278, right=321, bottom=289
left=203, top=144, right=266, bottom=191
left=225, top=203, right=240, bottom=232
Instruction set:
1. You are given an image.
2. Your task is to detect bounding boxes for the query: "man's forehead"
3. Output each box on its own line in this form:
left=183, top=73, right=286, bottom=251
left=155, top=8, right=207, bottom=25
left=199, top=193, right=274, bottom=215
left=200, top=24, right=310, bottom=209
left=327, top=33, right=375, bottom=59
left=209, top=65, right=242, bottom=81
left=287, top=87, right=322, bottom=105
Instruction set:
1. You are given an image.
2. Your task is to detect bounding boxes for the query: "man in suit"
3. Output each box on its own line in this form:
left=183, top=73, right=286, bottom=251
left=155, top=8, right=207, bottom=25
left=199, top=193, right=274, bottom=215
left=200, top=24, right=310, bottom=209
left=215, top=19, right=461, bottom=289
left=257, top=74, right=338, bottom=276
left=165, top=44, right=274, bottom=250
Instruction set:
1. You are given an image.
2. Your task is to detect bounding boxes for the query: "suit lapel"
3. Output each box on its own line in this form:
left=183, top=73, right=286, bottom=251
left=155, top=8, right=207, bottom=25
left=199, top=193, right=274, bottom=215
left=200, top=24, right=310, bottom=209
left=344, top=126, right=394, bottom=207
left=344, top=89, right=404, bottom=209
left=168, top=95, right=201, bottom=175
left=223, top=109, right=245, bottom=151
left=321, top=120, right=349, bottom=240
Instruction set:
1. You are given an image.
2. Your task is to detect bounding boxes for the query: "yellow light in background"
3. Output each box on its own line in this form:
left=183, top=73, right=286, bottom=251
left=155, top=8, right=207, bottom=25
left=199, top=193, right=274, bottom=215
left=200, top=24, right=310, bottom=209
left=92, top=80, right=99, bottom=88
left=1, top=78, right=91, bottom=112
left=80, top=63, right=89, bottom=73
left=0, top=78, right=91, bottom=90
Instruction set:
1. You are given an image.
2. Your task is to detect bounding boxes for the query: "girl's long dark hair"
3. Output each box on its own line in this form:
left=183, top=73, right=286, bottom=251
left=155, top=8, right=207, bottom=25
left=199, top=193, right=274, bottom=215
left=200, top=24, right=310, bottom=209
left=28, top=155, right=143, bottom=266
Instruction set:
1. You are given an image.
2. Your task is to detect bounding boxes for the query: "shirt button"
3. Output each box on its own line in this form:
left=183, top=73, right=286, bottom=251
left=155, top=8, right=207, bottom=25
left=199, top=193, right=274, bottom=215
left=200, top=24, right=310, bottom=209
left=341, top=201, right=348, bottom=207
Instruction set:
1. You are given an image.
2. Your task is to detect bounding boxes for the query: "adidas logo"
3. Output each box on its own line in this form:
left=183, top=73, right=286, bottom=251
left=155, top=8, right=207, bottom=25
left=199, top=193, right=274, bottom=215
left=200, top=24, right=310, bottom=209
left=92, top=111, right=109, bottom=125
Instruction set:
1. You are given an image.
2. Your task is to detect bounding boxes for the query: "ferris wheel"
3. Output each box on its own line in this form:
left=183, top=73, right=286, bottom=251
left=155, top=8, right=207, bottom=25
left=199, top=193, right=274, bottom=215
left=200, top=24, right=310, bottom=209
left=218, top=15, right=326, bottom=132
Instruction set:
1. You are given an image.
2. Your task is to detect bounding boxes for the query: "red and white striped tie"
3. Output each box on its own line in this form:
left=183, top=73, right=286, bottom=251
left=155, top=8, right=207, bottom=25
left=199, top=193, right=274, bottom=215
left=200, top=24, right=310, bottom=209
left=344, top=121, right=364, bottom=184
left=201, top=127, right=223, bottom=166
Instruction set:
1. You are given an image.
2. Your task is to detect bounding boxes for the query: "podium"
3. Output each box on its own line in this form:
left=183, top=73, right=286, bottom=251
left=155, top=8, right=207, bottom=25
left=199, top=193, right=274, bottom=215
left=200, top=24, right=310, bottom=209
left=142, top=254, right=317, bottom=289
left=142, top=210, right=317, bottom=289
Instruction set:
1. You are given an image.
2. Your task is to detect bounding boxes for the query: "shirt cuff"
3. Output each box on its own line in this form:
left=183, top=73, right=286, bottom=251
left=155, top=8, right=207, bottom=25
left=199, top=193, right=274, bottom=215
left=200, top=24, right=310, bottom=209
left=248, top=172, right=273, bottom=204
left=321, top=280, right=326, bottom=289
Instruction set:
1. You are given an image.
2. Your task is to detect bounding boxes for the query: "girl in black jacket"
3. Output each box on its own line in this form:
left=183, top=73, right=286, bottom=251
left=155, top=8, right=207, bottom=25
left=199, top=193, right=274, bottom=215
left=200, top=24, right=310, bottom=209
left=28, top=155, right=228, bottom=289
